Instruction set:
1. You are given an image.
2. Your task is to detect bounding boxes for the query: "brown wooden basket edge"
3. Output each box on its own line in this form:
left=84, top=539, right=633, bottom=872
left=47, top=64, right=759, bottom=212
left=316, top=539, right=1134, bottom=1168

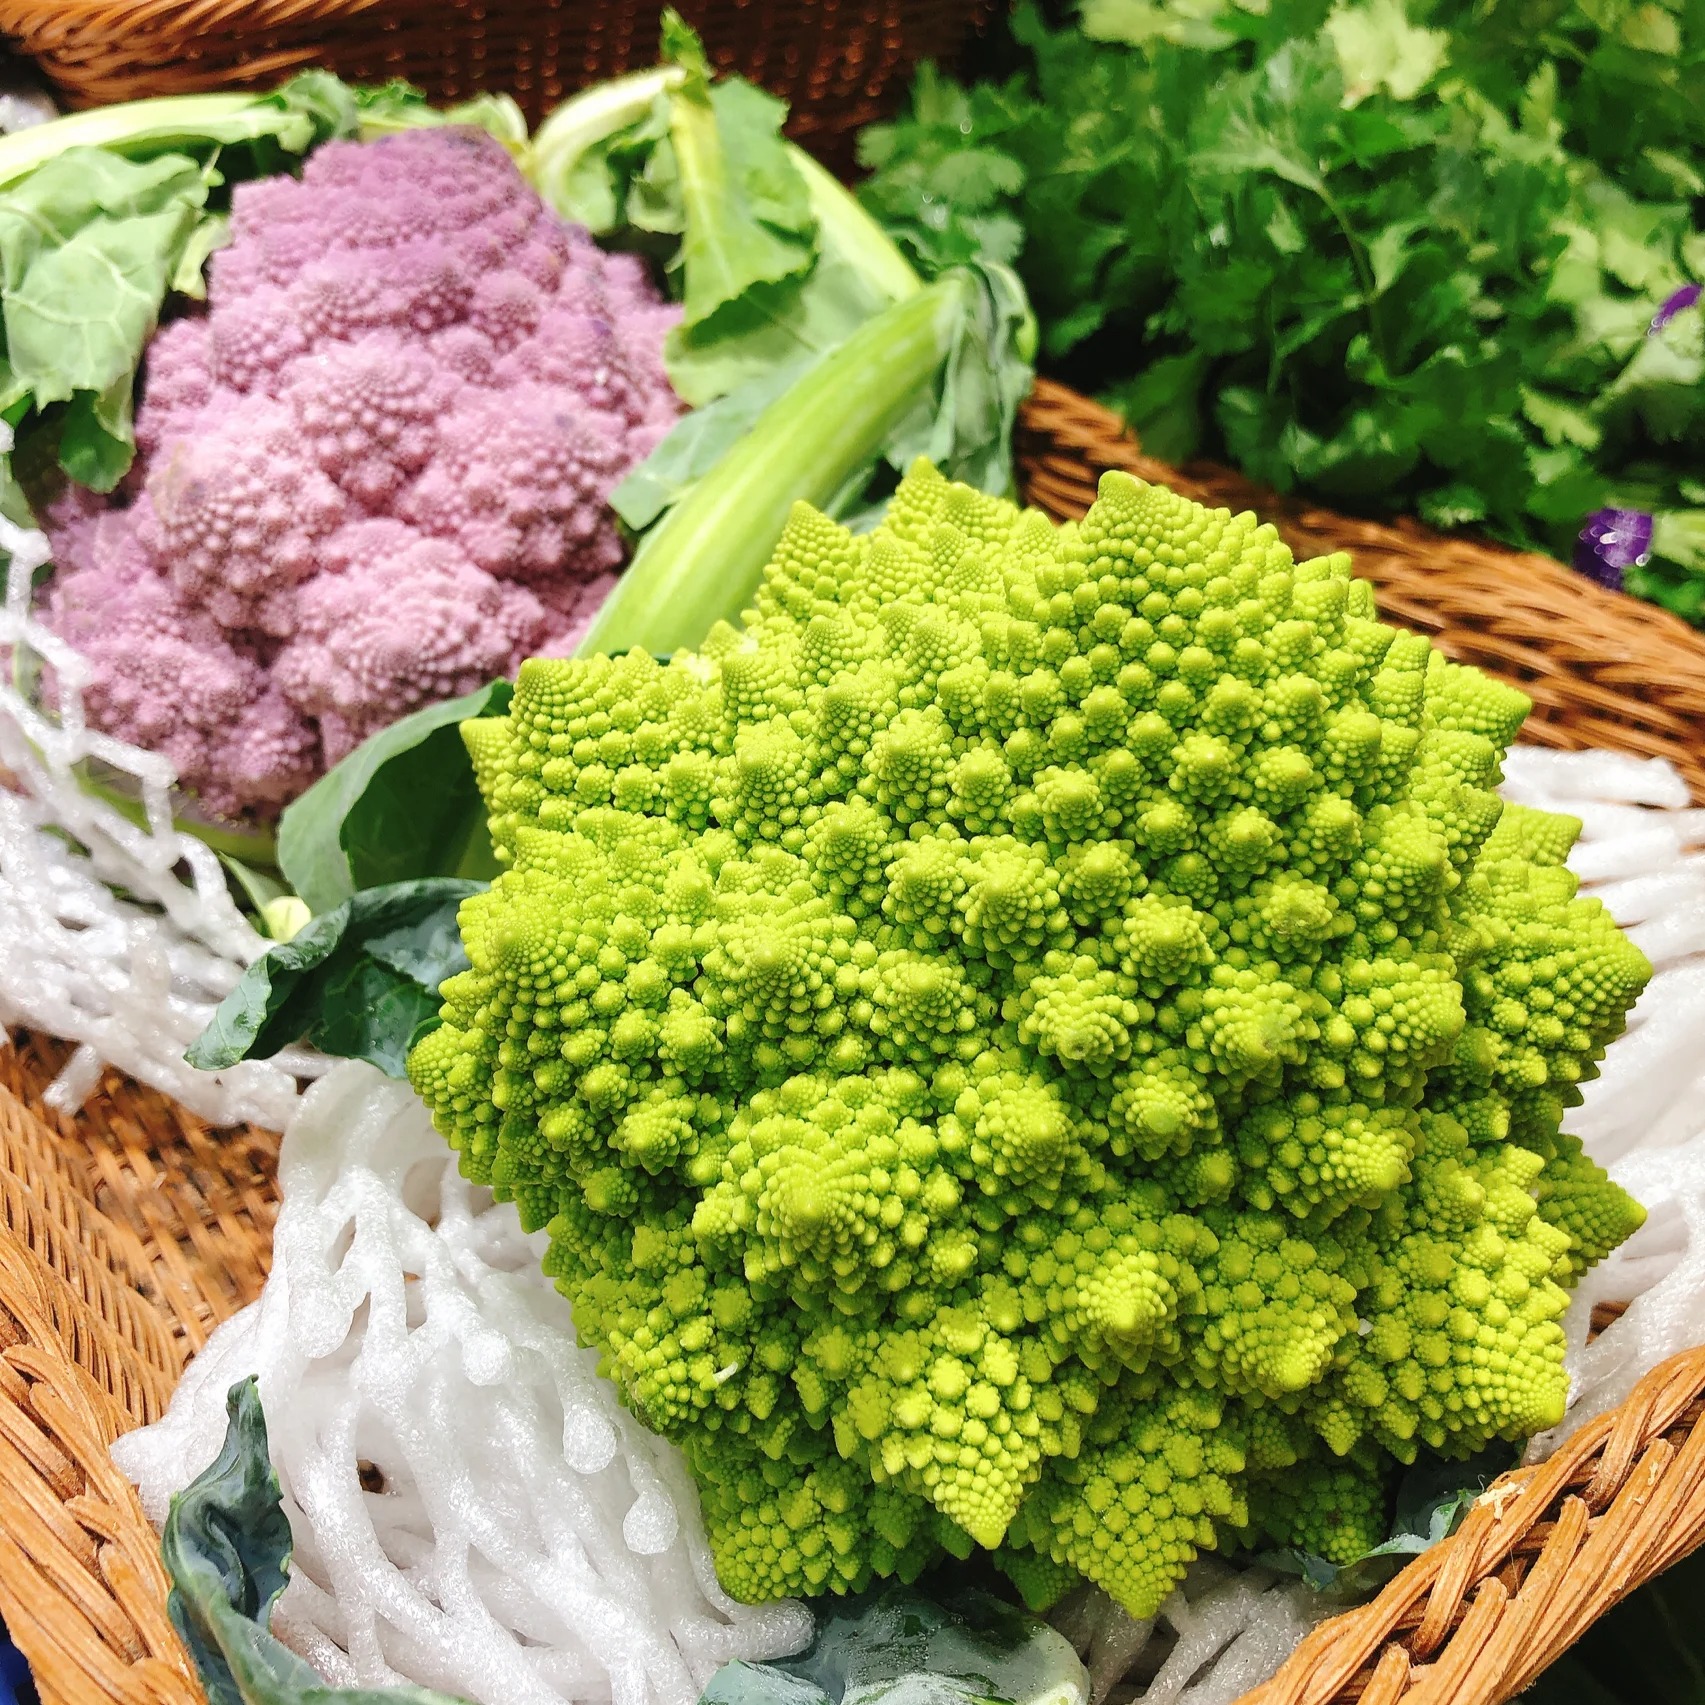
left=1241, top=1346, right=1705, bottom=1705
left=0, top=0, right=992, bottom=146
left=0, top=1081, right=199, bottom=1705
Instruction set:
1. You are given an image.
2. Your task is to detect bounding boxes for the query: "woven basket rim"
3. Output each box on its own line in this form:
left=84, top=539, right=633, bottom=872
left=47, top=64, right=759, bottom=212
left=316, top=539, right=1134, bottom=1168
left=0, top=383, right=1703, bottom=1705
left=0, top=0, right=995, bottom=160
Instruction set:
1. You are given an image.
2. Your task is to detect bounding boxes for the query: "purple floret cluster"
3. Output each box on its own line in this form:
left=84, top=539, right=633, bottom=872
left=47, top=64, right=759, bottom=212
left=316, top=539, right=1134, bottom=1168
left=41, top=128, right=682, bottom=822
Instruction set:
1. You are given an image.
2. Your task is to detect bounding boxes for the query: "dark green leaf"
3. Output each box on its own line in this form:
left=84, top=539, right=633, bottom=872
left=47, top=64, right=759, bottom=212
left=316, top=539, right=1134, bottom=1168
left=851, top=0, right=1705, bottom=625
left=163, top=1377, right=470, bottom=1705
left=186, top=879, right=480, bottom=1077
left=276, top=680, right=512, bottom=917
left=56, top=378, right=136, bottom=490
left=1104, top=350, right=1212, bottom=463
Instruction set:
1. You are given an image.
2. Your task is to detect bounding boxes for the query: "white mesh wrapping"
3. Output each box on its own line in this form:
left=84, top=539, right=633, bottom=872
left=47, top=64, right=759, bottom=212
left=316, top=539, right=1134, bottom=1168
left=0, top=500, right=311, bottom=1124
left=112, top=1063, right=813, bottom=1705
left=1503, top=749, right=1705, bottom=1458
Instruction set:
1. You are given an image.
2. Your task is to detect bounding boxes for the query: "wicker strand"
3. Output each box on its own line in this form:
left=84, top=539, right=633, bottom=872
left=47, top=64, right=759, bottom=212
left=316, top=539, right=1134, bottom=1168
left=0, top=1034, right=279, bottom=1356
left=1244, top=1351, right=1705, bottom=1705
left=0, top=1088, right=196, bottom=1705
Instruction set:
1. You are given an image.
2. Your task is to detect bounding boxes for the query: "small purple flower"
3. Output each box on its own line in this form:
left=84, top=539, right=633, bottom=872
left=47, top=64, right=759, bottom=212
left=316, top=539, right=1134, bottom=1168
left=1574, top=508, right=1653, bottom=591
left=1650, top=284, right=1701, bottom=335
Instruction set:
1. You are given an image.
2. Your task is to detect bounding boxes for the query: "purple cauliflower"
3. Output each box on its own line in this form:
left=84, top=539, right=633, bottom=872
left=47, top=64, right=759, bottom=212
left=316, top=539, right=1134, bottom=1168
left=40, top=127, right=681, bottom=823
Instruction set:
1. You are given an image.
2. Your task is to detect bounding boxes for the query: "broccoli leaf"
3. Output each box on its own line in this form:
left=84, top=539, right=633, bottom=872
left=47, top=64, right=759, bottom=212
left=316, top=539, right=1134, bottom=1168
left=666, top=70, right=817, bottom=337
left=617, top=256, right=1033, bottom=544
left=612, top=355, right=813, bottom=529
left=163, top=1377, right=470, bottom=1705
left=186, top=879, right=480, bottom=1077
left=533, top=10, right=1032, bottom=590
left=0, top=148, right=213, bottom=489
left=882, top=260, right=1036, bottom=502
left=698, top=1583, right=1088, bottom=1705
left=276, top=680, right=512, bottom=917
left=661, top=239, right=893, bottom=410
left=0, top=74, right=367, bottom=492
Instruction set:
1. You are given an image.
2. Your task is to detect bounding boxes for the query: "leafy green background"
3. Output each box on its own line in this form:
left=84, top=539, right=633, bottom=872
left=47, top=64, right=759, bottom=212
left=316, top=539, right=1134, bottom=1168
left=856, top=0, right=1705, bottom=619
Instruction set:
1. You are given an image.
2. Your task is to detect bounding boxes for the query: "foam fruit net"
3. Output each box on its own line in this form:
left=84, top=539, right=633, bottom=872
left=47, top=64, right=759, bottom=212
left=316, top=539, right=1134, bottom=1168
left=0, top=499, right=308, bottom=1124
left=114, top=1065, right=814, bottom=1705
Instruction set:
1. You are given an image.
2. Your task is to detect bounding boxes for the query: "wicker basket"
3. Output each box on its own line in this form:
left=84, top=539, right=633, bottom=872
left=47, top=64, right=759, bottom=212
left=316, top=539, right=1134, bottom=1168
left=0, top=0, right=989, bottom=166
left=3, top=383, right=1705, bottom=1705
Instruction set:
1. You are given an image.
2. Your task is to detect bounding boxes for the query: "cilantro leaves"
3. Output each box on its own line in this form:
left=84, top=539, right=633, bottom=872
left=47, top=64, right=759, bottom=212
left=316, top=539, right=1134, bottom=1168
left=857, top=0, right=1705, bottom=620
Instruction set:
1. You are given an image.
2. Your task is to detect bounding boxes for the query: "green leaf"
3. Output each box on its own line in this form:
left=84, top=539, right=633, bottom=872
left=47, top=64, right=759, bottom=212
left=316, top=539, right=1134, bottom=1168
left=170, top=212, right=230, bottom=298
left=349, top=81, right=530, bottom=153
left=186, top=879, right=480, bottom=1077
left=1652, top=509, right=1705, bottom=575
left=1103, top=350, right=1212, bottom=463
left=0, top=147, right=210, bottom=406
left=163, top=1377, right=471, bottom=1705
left=0, top=88, right=331, bottom=192
left=881, top=261, right=1036, bottom=500
left=612, top=355, right=813, bottom=530
left=1324, top=0, right=1449, bottom=105
left=543, top=96, right=673, bottom=234
left=0, top=74, right=367, bottom=492
left=667, top=72, right=817, bottom=336
left=218, top=853, right=289, bottom=920
left=1080, top=0, right=1241, bottom=50
left=56, top=376, right=137, bottom=490
left=698, top=1583, right=1087, bottom=1705
left=662, top=241, right=892, bottom=409
left=276, top=680, right=512, bottom=918
left=269, top=69, right=366, bottom=144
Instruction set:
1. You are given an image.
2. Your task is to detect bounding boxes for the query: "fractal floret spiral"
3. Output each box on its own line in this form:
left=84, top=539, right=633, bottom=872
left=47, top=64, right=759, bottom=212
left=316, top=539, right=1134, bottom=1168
left=410, top=462, right=1650, bottom=1618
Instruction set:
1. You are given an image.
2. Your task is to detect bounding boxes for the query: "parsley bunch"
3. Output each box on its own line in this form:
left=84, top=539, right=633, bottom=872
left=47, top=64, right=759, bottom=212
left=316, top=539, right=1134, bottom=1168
left=857, top=0, right=1705, bottom=622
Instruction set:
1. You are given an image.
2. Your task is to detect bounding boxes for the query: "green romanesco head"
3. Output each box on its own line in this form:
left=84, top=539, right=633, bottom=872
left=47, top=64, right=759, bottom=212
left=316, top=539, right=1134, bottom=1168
left=409, top=462, right=1650, bottom=1619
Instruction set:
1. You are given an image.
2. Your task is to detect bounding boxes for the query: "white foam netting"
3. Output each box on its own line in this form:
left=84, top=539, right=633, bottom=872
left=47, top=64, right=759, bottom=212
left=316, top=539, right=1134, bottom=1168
left=0, top=496, right=314, bottom=1125
left=113, top=1064, right=814, bottom=1705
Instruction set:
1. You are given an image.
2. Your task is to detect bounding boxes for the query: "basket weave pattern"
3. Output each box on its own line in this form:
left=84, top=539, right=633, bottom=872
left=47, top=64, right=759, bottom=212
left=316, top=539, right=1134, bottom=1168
left=0, top=0, right=990, bottom=161
left=0, top=387, right=1703, bottom=1705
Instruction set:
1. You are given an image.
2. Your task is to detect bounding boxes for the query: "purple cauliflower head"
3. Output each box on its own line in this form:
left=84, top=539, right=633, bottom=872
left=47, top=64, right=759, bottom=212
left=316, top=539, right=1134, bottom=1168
left=40, top=127, right=682, bottom=823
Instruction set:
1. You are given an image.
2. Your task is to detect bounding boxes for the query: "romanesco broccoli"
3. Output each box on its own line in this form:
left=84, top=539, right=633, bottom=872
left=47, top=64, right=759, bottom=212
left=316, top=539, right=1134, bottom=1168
left=409, top=462, right=1650, bottom=1617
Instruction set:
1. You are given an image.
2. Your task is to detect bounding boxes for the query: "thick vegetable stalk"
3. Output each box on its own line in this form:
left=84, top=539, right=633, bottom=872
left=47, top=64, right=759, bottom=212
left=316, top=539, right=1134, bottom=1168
left=578, top=274, right=974, bottom=656
left=534, top=11, right=1034, bottom=657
